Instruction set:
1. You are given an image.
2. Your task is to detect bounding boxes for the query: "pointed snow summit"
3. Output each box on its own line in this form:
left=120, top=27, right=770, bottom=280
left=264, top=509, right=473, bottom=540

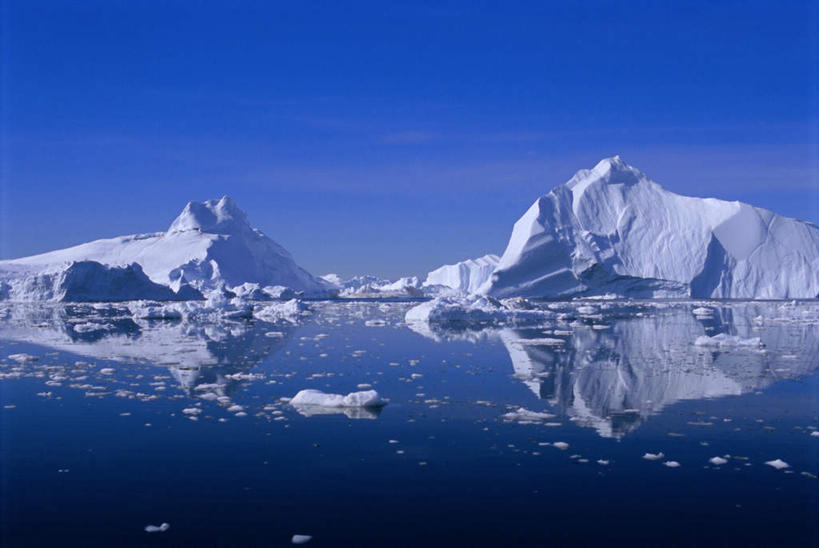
left=480, top=157, right=819, bottom=299
left=0, top=196, right=330, bottom=301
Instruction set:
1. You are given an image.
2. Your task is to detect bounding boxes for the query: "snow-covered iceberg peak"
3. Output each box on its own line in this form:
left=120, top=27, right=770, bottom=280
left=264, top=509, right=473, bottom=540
left=168, top=196, right=251, bottom=235
left=0, top=196, right=332, bottom=300
left=481, top=156, right=819, bottom=299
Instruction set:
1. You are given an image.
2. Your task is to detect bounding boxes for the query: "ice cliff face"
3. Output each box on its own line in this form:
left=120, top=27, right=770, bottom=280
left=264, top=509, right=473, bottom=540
left=481, top=156, right=819, bottom=299
left=424, top=254, right=499, bottom=294
left=0, top=196, right=331, bottom=300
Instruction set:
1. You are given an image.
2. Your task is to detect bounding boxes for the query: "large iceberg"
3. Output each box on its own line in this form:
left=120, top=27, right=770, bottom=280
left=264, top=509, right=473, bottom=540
left=481, top=157, right=819, bottom=299
left=0, top=260, right=201, bottom=302
left=0, top=196, right=332, bottom=301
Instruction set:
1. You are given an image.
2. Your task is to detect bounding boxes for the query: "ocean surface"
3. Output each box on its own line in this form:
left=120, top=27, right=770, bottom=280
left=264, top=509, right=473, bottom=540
left=0, top=300, right=817, bottom=546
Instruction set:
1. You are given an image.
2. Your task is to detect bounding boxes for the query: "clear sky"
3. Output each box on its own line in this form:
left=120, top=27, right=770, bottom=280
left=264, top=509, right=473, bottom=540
left=1, top=1, right=817, bottom=278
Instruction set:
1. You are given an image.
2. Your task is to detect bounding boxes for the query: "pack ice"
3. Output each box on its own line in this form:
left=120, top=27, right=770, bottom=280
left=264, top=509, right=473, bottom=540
left=0, top=196, right=331, bottom=301
left=480, top=156, right=819, bottom=299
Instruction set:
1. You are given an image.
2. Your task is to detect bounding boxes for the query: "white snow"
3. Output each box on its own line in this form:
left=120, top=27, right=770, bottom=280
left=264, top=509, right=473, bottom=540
left=765, top=459, right=790, bottom=470
left=0, top=196, right=331, bottom=301
left=424, top=254, right=500, bottom=294
left=289, top=389, right=387, bottom=408
left=480, top=156, right=819, bottom=299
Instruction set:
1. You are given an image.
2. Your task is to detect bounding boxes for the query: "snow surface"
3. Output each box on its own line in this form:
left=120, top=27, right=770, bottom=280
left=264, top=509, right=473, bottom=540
left=0, top=196, right=331, bottom=301
left=481, top=156, right=819, bottom=299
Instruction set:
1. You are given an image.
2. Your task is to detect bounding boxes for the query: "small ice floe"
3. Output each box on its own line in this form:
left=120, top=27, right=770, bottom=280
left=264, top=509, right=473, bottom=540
left=643, top=452, right=665, bottom=461
left=692, top=306, right=714, bottom=316
left=356, top=383, right=372, bottom=389
left=364, top=319, right=387, bottom=327
left=99, top=368, right=116, bottom=375
left=810, top=431, right=819, bottom=437
left=765, top=459, right=790, bottom=470
left=513, top=338, right=565, bottom=346
left=290, top=389, right=387, bottom=419
left=500, top=407, right=555, bottom=424
left=290, top=389, right=386, bottom=408
left=291, top=534, right=312, bottom=544
left=8, top=353, right=38, bottom=363
left=144, top=523, right=170, bottom=533
left=663, top=461, right=681, bottom=468
left=226, top=405, right=244, bottom=413
left=265, top=331, right=285, bottom=338
left=181, top=408, right=202, bottom=415
left=553, top=442, right=569, bottom=450
left=597, top=459, right=610, bottom=465
left=709, top=456, right=728, bottom=466
left=694, top=334, right=764, bottom=350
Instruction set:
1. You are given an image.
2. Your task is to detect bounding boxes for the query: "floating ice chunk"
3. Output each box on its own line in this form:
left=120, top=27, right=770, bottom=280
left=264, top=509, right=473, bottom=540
left=501, top=407, right=556, bottom=424
left=765, top=459, right=790, bottom=470
left=7, top=353, right=38, bottom=363
left=291, top=535, right=312, bottom=544
left=226, top=405, right=244, bottom=413
left=254, top=299, right=309, bottom=323
left=513, top=338, right=565, bottom=346
left=692, top=307, right=714, bottom=316
left=182, top=408, right=202, bottom=415
left=290, top=389, right=386, bottom=408
left=597, top=459, right=610, bottom=465
left=694, top=334, right=764, bottom=349
left=810, top=431, right=819, bottom=437
left=664, top=461, right=681, bottom=468
left=145, top=523, right=170, bottom=533
left=99, top=368, right=115, bottom=375
left=709, top=456, right=728, bottom=465
left=553, top=442, right=569, bottom=450
left=643, top=452, right=665, bottom=461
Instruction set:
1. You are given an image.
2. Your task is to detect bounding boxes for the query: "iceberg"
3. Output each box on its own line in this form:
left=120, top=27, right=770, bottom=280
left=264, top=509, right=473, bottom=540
left=289, top=389, right=386, bottom=408
left=424, top=254, right=500, bottom=294
left=481, top=156, right=819, bottom=299
left=0, top=196, right=331, bottom=300
left=0, top=260, right=200, bottom=302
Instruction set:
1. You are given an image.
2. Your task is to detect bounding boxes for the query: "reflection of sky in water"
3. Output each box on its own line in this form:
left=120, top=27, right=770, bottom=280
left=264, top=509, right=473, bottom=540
left=0, top=300, right=817, bottom=546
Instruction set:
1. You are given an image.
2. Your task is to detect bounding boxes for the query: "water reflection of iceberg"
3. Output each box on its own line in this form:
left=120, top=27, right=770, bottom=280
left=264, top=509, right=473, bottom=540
left=0, top=303, right=297, bottom=396
left=411, top=302, right=819, bottom=438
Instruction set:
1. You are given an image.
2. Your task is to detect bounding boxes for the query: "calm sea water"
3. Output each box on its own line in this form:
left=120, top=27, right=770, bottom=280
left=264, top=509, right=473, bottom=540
left=0, top=300, right=817, bottom=547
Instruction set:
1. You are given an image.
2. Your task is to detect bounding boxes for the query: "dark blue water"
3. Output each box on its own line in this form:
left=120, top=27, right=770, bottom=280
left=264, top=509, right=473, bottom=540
left=0, top=301, right=817, bottom=546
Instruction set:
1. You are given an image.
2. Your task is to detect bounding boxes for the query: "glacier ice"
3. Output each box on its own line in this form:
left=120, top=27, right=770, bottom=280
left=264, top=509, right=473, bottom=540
left=481, top=156, right=819, bottom=299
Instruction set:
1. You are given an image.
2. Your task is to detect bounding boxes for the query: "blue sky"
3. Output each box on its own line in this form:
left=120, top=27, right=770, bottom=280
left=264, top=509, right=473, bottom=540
left=1, top=1, right=817, bottom=278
